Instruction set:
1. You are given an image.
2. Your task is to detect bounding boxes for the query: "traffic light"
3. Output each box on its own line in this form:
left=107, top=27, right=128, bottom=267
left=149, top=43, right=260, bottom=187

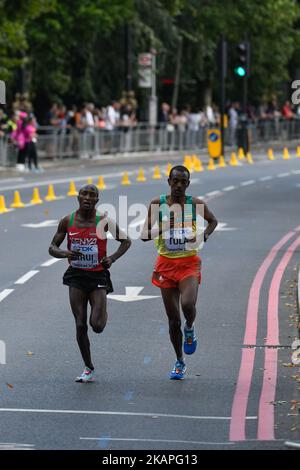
left=234, top=42, right=250, bottom=77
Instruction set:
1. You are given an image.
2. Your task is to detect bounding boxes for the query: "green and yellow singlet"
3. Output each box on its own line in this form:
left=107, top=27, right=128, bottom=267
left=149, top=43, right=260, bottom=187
left=154, top=194, right=198, bottom=259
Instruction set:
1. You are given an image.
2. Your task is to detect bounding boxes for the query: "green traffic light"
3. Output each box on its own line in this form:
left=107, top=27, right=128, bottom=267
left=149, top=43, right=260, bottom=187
left=234, top=66, right=246, bottom=77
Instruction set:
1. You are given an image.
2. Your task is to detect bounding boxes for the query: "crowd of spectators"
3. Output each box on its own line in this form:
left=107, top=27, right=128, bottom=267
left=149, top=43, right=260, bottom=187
left=1, top=91, right=300, bottom=170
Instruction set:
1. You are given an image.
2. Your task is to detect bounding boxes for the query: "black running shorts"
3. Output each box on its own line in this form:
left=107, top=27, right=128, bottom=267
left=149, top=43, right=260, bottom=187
left=63, top=266, right=113, bottom=294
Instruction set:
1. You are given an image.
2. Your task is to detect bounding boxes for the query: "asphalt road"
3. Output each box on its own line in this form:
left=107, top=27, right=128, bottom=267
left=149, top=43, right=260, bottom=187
left=0, top=155, right=299, bottom=451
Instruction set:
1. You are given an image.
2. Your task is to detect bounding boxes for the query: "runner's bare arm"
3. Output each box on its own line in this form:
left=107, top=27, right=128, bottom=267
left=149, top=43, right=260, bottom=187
left=193, top=197, right=218, bottom=242
left=100, top=218, right=131, bottom=269
left=48, top=217, right=80, bottom=260
left=140, top=197, right=163, bottom=241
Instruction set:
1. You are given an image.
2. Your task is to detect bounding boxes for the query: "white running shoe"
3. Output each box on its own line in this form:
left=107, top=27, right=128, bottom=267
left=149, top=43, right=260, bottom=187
left=75, top=366, right=95, bottom=383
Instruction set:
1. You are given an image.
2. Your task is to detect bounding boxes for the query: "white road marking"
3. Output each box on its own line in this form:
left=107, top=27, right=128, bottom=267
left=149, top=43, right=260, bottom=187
left=0, top=407, right=257, bottom=420
left=259, top=176, right=273, bottom=181
left=277, top=172, right=290, bottom=178
left=0, top=173, right=132, bottom=192
left=15, top=271, right=39, bottom=285
left=215, top=222, right=236, bottom=231
left=41, top=259, right=62, bottom=267
left=0, top=289, right=14, bottom=302
left=0, top=177, right=25, bottom=185
left=223, top=186, right=235, bottom=191
left=0, top=443, right=34, bottom=450
left=80, top=437, right=234, bottom=446
left=240, top=180, right=255, bottom=186
left=108, top=286, right=160, bottom=302
left=206, top=190, right=222, bottom=197
left=292, top=169, right=300, bottom=175
left=22, top=220, right=58, bottom=228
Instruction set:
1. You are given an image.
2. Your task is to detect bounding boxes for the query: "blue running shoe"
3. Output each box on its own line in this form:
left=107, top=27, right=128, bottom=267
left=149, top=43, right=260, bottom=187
left=184, top=324, right=197, bottom=355
left=169, top=360, right=186, bottom=380
left=75, top=367, right=95, bottom=383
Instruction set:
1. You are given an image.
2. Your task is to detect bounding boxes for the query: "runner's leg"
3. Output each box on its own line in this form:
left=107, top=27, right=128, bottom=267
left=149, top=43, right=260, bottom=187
left=160, top=287, right=183, bottom=360
left=178, top=276, right=199, bottom=328
left=69, top=287, right=93, bottom=369
left=89, top=288, right=108, bottom=333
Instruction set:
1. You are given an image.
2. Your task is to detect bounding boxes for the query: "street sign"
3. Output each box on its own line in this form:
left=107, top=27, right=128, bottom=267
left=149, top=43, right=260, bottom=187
left=0, top=81, right=6, bottom=104
left=138, top=53, right=152, bottom=67
left=207, top=129, right=222, bottom=158
left=138, top=53, right=152, bottom=88
left=138, top=67, right=152, bottom=88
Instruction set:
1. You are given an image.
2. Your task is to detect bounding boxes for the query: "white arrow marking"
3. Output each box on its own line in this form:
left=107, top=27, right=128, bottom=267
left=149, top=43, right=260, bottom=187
left=107, top=286, right=160, bottom=302
left=22, top=220, right=58, bottom=228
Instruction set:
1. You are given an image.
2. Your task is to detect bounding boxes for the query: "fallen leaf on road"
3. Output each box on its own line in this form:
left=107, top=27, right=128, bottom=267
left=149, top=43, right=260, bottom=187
left=6, top=383, right=13, bottom=390
left=290, top=400, right=300, bottom=411
left=26, top=351, right=34, bottom=356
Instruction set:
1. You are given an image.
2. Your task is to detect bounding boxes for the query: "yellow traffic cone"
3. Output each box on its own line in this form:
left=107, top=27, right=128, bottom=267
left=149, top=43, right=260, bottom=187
left=219, top=156, right=227, bottom=168
left=165, top=163, right=172, bottom=176
left=67, top=180, right=78, bottom=196
left=30, top=187, right=43, bottom=205
left=183, top=154, right=190, bottom=166
left=152, top=166, right=162, bottom=179
left=10, top=191, right=25, bottom=208
left=121, top=172, right=131, bottom=185
left=267, top=148, right=275, bottom=161
left=229, top=152, right=238, bottom=166
left=283, top=147, right=290, bottom=160
left=193, top=157, right=204, bottom=172
left=297, top=146, right=300, bottom=157
left=246, top=152, right=253, bottom=164
left=207, top=158, right=216, bottom=170
left=136, top=168, right=146, bottom=182
left=97, top=176, right=106, bottom=190
left=238, top=147, right=245, bottom=160
left=0, top=195, right=9, bottom=213
left=184, top=155, right=193, bottom=172
left=45, top=184, right=57, bottom=201
left=87, top=177, right=93, bottom=184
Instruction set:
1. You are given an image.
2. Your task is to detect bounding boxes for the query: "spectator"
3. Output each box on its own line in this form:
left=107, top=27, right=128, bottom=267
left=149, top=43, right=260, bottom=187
left=105, top=101, right=120, bottom=131
left=282, top=100, right=295, bottom=120
left=228, top=102, right=240, bottom=147
left=11, top=111, right=28, bottom=171
left=24, top=114, right=41, bottom=172
left=158, top=102, right=170, bottom=125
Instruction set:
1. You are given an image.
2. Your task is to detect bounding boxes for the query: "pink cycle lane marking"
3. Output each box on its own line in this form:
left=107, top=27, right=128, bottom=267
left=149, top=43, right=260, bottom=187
left=229, top=227, right=300, bottom=441
left=257, top=235, right=300, bottom=440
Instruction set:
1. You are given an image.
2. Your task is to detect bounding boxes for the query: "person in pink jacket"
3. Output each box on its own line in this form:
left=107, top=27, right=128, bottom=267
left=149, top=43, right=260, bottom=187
left=24, top=115, right=41, bottom=171
left=11, top=111, right=27, bottom=171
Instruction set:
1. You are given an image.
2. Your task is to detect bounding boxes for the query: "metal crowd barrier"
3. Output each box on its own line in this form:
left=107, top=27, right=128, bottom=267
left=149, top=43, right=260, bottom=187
left=1, top=119, right=300, bottom=167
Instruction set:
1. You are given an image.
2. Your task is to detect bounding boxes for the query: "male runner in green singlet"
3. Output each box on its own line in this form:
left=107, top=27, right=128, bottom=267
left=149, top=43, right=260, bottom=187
left=49, top=184, right=131, bottom=382
left=141, top=166, right=218, bottom=379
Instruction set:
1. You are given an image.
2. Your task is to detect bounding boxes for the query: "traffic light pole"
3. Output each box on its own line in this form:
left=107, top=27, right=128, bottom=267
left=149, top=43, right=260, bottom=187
left=219, top=35, right=227, bottom=158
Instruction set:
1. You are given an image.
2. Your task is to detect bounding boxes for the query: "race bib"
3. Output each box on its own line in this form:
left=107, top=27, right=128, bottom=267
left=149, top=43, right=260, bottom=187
left=70, top=242, right=99, bottom=269
left=165, top=227, right=194, bottom=251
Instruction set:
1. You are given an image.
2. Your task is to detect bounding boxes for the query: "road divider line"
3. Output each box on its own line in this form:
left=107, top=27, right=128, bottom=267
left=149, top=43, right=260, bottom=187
left=206, top=190, right=222, bottom=197
left=277, top=173, right=290, bottom=178
left=223, top=186, right=235, bottom=191
left=41, top=259, right=62, bottom=267
left=15, top=271, right=39, bottom=285
left=259, top=176, right=273, bottom=181
left=0, top=289, right=14, bottom=302
left=241, top=180, right=255, bottom=186
left=0, top=407, right=257, bottom=420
